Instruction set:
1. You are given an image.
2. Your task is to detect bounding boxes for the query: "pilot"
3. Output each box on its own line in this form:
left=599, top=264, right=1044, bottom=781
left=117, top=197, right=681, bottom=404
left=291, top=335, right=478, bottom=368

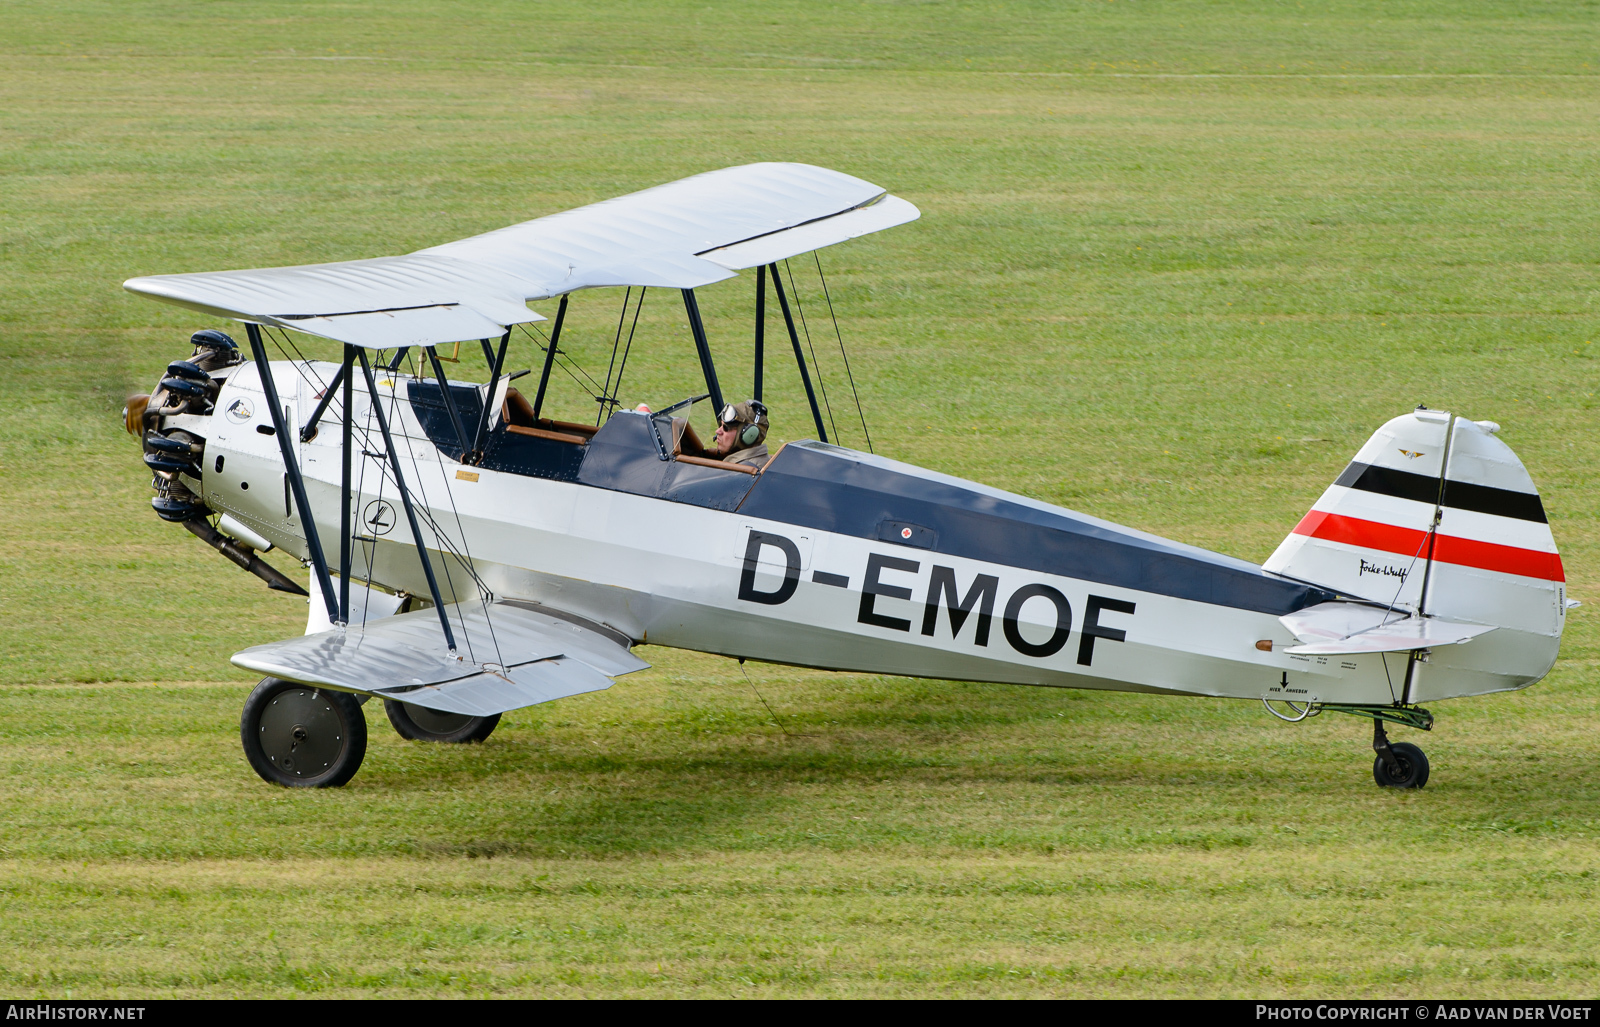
left=713, top=400, right=770, bottom=469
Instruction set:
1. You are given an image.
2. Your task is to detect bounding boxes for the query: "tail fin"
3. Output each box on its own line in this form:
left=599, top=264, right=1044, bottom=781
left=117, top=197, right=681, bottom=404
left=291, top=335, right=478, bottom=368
left=1264, top=409, right=1565, bottom=668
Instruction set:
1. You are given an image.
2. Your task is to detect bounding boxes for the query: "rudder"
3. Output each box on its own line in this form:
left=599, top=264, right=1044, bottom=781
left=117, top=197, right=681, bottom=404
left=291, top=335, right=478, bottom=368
left=1264, top=408, right=1566, bottom=698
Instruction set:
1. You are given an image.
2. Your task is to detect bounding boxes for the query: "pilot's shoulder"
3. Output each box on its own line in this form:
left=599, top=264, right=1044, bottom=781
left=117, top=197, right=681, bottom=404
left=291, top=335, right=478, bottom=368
left=728, top=444, right=769, bottom=469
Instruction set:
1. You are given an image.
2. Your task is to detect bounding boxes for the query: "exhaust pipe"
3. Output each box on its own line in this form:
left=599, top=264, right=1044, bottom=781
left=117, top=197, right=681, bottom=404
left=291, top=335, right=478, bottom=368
left=182, top=518, right=309, bottom=596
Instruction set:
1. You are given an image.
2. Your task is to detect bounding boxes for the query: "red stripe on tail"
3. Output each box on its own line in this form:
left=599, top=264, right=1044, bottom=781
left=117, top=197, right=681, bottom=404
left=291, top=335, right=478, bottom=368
left=1291, top=510, right=1563, bottom=582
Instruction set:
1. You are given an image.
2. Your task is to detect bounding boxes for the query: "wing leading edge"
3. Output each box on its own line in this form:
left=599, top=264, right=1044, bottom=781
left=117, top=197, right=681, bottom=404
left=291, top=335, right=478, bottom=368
left=231, top=600, right=649, bottom=717
left=124, top=162, right=919, bottom=348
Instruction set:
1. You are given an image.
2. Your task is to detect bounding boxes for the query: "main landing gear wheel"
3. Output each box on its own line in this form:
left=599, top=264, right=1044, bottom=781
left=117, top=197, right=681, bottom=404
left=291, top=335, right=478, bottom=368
left=383, top=700, right=500, bottom=744
left=1373, top=742, right=1430, bottom=789
left=1371, top=719, right=1429, bottom=789
left=241, top=677, right=367, bottom=787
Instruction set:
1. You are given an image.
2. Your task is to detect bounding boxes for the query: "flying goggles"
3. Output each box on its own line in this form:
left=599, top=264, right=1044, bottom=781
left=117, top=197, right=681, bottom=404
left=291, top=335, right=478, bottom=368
left=719, top=400, right=768, bottom=428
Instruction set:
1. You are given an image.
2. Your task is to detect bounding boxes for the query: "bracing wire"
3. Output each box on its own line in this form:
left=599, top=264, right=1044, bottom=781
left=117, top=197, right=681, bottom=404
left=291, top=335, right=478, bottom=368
left=267, top=327, right=321, bottom=379
left=421, top=370, right=505, bottom=669
left=539, top=334, right=602, bottom=399
left=322, top=346, right=391, bottom=624
left=352, top=363, right=382, bottom=626
left=265, top=331, right=431, bottom=634
left=340, top=350, right=479, bottom=630
left=597, top=288, right=632, bottom=425
left=610, top=287, right=647, bottom=418
left=400, top=409, right=476, bottom=664
left=1383, top=531, right=1433, bottom=618
left=519, top=322, right=607, bottom=409
left=739, top=660, right=808, bottom=737
left=782, top=259, right=840, bottom=443
left=266, top=330, right=502, bottom=660
left=1382, top=415, right=1456, bottom=630
left=524, top=320, right=604, bottom=394
left=813, top=253, right=872, bottom=454
left=387, top=370, right=514, bottom=665
left=266, top=327, right=332, bottom=399
left=379, top=367, right=475, bottom=662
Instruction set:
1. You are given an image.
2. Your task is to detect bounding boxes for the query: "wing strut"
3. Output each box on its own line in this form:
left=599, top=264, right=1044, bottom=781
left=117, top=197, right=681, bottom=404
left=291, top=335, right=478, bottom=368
left=768, top=262, right=828, bottom=443
left=1415, top=411, right=1459, bottom=620
left=753, top=266, right=765, bottom=403
left=530, top=294, right=569, bottom=423
left=681, top=289, right=724, bottom=414
left=470, top=330, right=512, bottom=461
left=426, top=345, right=473, bottom=454
left=356, top=348, right=458, bottom=652
left=299, top=359, right=346, bottom=443
left=1405, top=410, right=1459, bottom=705
left=337, top=341, right=355, bottom=624
left=246, top=323, right=340, bottom=620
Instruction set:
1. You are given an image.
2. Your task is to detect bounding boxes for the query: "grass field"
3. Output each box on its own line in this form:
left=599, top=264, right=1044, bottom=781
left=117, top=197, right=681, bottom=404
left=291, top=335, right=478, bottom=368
left=2, top=0, right=1599, bottom=997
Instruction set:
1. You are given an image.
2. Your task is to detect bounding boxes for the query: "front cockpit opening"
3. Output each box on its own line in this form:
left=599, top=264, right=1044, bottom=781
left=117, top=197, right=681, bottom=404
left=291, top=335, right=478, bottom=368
left=502, top=387, right=597, bottom=445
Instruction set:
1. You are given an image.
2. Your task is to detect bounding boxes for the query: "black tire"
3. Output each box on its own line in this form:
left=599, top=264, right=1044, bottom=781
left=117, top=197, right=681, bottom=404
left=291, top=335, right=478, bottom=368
left=1373, top=741, right=1430, bottom=789
left=383, top=699, right=500, bottom=744
left=241, top=677, right=367, bottom=788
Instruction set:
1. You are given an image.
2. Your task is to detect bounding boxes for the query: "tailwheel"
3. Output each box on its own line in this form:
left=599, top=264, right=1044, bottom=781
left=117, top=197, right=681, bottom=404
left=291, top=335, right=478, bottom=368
left=1371, top=719, right=1430, bottom=789
left=241, top=677, right=367, bottom=787
left=383, top=700, right=500, bottom=744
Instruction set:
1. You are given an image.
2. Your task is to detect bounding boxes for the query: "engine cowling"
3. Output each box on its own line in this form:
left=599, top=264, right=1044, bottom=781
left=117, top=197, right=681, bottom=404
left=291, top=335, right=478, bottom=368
left=125, top=330, right=241, bottom=522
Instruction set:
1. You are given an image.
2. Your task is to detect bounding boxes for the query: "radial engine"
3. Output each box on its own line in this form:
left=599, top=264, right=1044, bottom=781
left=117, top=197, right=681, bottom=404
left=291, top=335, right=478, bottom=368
left=122, top=330, right=307, bottom=596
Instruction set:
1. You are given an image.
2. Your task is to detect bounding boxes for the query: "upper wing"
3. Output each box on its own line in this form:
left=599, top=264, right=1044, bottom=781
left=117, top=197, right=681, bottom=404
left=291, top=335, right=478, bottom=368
left=422, top=162, right=916, bottom=288
left=123, top=162, right=918, bottom=348
left=231, top=599, right=649, bottom=717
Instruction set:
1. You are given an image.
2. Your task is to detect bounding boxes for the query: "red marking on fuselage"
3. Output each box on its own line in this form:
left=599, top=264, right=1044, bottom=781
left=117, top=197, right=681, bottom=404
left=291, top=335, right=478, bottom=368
left=1291, top=510, right=1564, bottom=582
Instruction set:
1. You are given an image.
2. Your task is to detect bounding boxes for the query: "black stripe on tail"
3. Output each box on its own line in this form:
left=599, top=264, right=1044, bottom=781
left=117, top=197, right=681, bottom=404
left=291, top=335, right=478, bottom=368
left=1334, top=462, right=1547, bottom=523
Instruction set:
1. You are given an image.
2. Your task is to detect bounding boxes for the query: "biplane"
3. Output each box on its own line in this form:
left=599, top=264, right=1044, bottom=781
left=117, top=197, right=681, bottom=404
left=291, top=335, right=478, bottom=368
left=120, top=162, right=1570, bottom=790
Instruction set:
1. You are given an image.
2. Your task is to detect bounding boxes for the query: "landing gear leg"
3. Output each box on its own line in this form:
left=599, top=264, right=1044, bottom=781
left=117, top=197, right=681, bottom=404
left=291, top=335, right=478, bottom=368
left=1371, top=719, right=1429, bottom=789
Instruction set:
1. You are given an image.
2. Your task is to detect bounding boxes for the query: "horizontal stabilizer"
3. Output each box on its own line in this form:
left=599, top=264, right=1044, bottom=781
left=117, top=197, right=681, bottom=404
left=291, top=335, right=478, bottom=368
left=1279, top=601, right=1495, bottom=655
left=232, top=600, right=648, bottom=717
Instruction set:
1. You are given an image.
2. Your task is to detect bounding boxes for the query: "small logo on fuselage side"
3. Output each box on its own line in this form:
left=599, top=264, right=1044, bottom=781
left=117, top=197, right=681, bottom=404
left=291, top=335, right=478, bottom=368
left=362, top=500, right=396, bottom=536
left=225, top=397, right=254, bottom=423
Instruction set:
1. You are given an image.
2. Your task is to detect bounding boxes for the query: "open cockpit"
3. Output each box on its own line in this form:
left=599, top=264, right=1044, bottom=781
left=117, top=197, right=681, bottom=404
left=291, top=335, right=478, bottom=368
left=408, top=381, right=769, bottom=512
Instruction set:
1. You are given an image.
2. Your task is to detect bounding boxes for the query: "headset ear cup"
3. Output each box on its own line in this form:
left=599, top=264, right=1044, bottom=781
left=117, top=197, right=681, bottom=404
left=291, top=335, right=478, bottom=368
left=741, top=423, right=761, bottom=446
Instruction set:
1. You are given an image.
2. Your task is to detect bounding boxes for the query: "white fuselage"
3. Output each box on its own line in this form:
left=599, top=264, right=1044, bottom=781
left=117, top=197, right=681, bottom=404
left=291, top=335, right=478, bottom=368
left=191, top=361, right=1560, bottom=707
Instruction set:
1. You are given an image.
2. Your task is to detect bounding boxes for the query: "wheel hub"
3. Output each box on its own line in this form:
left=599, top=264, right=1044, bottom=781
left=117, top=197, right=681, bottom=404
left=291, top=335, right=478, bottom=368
left=259, top=690, right=345, bottom=778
